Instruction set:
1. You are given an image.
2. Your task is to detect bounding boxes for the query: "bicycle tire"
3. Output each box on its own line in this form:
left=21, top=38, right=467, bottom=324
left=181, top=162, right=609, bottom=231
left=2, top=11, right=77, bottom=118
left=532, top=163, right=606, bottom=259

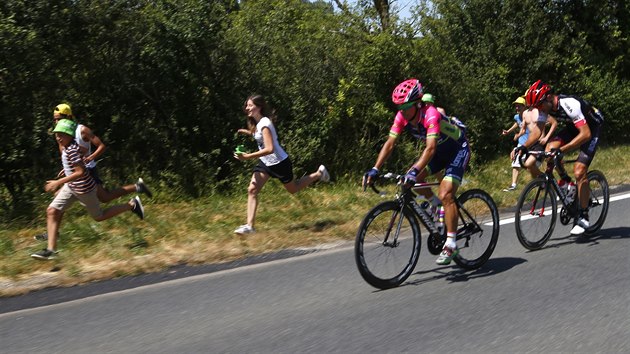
left=585, top=170, right=609, bottom=235
left=355, top=200, right=421, bottom=289
left=453, top=189, right=499, bottom=270
left=515, top=177, right=557, bottom=250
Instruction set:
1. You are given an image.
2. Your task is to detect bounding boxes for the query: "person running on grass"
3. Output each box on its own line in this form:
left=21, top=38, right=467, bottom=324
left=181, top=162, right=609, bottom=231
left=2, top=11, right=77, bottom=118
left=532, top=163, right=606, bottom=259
left=35, top=103, right=152, bottom=242
left=31, top=119, right=145, bottom=260
left=233, top=94, right=330, bottom=235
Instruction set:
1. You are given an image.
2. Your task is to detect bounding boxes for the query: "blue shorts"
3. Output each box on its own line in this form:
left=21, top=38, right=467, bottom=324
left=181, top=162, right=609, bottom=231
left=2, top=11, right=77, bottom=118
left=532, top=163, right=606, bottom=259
left=426, top=139, right=471, bottom=185
left=253, top=158, right=294, bottom=184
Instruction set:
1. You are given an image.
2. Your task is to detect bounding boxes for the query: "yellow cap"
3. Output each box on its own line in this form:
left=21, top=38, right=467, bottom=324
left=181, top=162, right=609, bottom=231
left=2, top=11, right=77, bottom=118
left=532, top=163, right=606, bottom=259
left=513, top=96, right=526, bottom=105
left=54, top=103, right=73, bottom=116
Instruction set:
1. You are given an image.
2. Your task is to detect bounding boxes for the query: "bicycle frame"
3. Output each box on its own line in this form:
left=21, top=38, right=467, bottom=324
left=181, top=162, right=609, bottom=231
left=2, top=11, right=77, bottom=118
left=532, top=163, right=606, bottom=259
left=390, top=180, right=482, bottom=245
left=526, top=151, right=578, bottom=217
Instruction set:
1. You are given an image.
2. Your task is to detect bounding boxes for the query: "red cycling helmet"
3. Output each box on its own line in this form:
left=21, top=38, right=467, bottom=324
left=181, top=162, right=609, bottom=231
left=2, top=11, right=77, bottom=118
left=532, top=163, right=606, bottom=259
left=525, top=80, right=551, bottom=107
left=392, top=79, right=423, bottom=107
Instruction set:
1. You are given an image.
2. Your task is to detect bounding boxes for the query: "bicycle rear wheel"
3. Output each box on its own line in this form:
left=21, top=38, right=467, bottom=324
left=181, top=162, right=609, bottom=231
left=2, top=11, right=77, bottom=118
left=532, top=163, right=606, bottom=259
left=515, top=178, right=557, bottom=250
left=453, top=189, right=499, bottom=270
left=355, top=201, right=421, bottom=289
left=585, top=170, right=609, bottom=235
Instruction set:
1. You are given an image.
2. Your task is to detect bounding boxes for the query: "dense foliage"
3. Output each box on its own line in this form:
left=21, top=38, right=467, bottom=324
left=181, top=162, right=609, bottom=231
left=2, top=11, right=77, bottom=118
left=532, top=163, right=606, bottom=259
left=1, top=0, right=628, bottom=220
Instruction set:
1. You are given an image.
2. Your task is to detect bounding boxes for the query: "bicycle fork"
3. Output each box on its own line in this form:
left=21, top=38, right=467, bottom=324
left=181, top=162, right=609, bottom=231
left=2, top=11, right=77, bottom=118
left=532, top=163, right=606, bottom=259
left=382, top=205, right=405, bottom=248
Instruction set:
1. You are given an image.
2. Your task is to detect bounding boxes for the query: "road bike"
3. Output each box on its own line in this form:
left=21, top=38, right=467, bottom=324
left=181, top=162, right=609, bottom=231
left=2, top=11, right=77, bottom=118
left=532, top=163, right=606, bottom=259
left=514, top=150, right=609, bottom=250
left=355, top=173, right=500, bottom=289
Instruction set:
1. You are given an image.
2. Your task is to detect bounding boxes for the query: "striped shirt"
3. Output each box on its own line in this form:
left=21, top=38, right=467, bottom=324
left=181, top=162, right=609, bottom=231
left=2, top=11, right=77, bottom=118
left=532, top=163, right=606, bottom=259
left=62, top=141, right=96, bottom=194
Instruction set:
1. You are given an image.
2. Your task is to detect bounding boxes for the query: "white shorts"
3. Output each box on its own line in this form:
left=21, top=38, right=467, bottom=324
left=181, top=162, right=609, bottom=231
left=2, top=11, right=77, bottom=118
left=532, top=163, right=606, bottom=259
left=49, top=184, right=103, bottom=219
left=511, top=156, right=522, bottom=168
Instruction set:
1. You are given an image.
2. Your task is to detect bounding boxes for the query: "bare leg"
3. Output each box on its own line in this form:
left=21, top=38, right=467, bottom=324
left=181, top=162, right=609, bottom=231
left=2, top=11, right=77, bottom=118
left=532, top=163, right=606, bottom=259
left=46, top=207, right=64, bottom=251
left=574, top=162, right=590, bottom=210
left=511, top=167, right=520, bottom=186
left=97, top=184, right=137, bottom=203
left=438, top=179, right=459, bottom=237
left=247, top=172, right=270, bottom=228
left=524, top=155, right=542, bottom=178
left=93, top=201, right=134, bottom=221
left=283, top=168, right=323, bottom=194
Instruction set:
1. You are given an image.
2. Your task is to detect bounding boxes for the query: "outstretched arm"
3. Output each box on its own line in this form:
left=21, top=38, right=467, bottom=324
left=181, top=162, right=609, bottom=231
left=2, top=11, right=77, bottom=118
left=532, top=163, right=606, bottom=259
left=81, top=125, right=107, bottom=164
left=539, top=116, right=558, bottom=145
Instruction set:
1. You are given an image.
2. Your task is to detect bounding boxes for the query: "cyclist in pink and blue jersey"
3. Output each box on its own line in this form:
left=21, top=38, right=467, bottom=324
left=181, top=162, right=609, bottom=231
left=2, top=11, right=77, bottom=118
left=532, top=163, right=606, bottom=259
left=363, top=78, right=470, bottom=265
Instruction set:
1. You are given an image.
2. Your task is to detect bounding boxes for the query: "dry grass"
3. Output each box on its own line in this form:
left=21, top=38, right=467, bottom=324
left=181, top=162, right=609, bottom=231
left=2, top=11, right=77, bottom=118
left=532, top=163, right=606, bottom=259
left=1, top=144, right=629, bottom=296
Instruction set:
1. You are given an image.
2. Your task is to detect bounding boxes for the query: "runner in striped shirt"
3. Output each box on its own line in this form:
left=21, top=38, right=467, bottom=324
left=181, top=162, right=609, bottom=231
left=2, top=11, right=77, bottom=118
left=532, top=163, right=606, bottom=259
left=31, top=119, right=146, bottom=260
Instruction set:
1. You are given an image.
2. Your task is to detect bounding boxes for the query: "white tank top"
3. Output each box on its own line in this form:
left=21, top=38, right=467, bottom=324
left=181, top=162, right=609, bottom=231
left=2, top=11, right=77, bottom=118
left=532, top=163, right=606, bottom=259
left=75, top=124, right=96, bottom=168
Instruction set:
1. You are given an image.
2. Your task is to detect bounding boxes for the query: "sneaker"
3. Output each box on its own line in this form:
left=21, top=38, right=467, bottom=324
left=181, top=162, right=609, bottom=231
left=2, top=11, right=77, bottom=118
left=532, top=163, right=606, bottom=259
left=502, top=184, right=517, bottom=192
left=34, top=232, right=48, bottom=242
left=570, top=217, right=590, bottom=235
left=31, top=249, right=58, bottom=260
left=136, top=178, right=153, bottom=198
left=436, top=246, right=459, bottom=265
left=131, top=196, right=145, bottom=220
left=318, top=165, right=330, bottom=183
left=234, top=224, right=255, bottom=235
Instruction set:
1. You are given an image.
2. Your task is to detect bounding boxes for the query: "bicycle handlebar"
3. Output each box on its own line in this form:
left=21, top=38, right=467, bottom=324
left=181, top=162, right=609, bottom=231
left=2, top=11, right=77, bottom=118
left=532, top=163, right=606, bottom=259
left=363, top=172, right=401, bottom=194
left=363, top=172, right=440, bottom=196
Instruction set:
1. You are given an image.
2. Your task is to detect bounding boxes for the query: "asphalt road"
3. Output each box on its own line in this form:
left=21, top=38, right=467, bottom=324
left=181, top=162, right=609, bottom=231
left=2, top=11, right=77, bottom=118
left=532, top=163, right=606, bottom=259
left=1, top=190, right=629, bottom=353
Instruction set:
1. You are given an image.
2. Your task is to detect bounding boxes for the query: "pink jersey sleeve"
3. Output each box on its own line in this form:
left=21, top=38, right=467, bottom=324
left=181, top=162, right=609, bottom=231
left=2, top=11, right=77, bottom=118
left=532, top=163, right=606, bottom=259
left=423, top=106, right=441, bottom=139
left=389, top=111, right=408, bottom=137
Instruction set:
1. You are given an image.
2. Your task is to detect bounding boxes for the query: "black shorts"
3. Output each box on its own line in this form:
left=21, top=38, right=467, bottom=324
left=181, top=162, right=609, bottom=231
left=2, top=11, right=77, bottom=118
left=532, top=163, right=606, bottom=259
left=253, top=158, right=294, bottom=184
left=551, top=125, right=601, bottom=166
left=529, top=143, right=545, bottom=161
left=87, top=167, right=104, bottom=185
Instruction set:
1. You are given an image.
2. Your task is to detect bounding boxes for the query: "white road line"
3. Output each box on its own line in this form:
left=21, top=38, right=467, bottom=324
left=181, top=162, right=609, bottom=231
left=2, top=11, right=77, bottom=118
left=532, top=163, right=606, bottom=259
left=495, top=191, right=630, bottom=226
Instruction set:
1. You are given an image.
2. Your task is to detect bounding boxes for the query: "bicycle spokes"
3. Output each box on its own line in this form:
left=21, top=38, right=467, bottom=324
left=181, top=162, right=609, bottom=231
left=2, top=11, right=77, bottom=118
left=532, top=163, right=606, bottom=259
left=515, top=178, right=557, bottom=250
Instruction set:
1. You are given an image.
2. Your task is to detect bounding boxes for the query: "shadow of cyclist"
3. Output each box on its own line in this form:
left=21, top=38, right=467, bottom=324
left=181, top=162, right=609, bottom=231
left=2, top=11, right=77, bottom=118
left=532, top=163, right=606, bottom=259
left=527, top=226, right=630, bottom=252
left=401, top=257, right=527, bottom=287
left=574, top=226, right=630, bottom=245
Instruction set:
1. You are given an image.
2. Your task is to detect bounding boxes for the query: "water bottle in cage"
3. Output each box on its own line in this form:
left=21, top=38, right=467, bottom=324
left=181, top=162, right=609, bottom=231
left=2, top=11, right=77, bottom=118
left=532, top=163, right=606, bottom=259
left=558, top=177, right=575, bottom=203
left=566, top=182, right=576, bottom=204
left=436, top=205, right=445, bottom=232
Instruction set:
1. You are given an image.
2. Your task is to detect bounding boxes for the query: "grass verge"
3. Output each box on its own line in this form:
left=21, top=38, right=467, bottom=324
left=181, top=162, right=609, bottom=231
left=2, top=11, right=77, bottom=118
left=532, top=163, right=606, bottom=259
left=1, top=144, right=629, bottom=296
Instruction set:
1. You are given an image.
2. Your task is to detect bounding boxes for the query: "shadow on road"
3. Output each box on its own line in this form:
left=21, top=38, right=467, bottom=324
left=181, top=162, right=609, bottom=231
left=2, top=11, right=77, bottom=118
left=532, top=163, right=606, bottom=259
left=523, top=226, right=630, bottom=252
left=402, top=257, right=527, bottom=287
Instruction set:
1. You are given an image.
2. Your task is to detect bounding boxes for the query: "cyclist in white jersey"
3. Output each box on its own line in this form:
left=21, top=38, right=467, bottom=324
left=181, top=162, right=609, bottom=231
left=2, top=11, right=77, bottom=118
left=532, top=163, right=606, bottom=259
left=233, top=95, right=330, bottom=235
left=524, top=80, right=604, bottom=235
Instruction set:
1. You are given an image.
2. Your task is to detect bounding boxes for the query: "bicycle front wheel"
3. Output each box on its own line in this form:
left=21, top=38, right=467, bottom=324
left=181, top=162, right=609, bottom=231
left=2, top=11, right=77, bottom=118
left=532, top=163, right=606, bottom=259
left=453, top=189, right=499, bottom=270
left=515, top=178, right=557, bottom=250
left=585, top=170, right=609, bottom=235
left=355, top=201, right=421, bottom=289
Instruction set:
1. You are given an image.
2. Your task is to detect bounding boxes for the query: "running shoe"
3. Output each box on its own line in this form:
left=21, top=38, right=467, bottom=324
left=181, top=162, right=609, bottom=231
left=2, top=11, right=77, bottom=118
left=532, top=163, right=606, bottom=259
left=31, top=249, right=58, bottom=260
left=502, top=184, right=517, bottom=192
left=319, top=165, right=330, bottom=183
left=34, top=232, right=48, bottom=242
left=136, top=178, right=153, bottom=198
left=234, top=224, right=255, bottom=235
left=131, top=196, right=145, bottom=220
